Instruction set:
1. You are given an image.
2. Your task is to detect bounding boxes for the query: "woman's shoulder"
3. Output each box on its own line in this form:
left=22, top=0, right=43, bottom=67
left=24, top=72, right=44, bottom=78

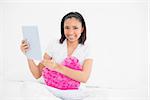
left=79, top=41, right=91, bottom=50
left=79, top=41, right=93, bottom=59
left=47, top=38, right=60, bottom=46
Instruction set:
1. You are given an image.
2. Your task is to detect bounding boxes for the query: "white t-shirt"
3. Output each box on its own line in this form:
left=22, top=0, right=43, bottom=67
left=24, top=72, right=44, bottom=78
left=45, top=39, right=93, bottom=65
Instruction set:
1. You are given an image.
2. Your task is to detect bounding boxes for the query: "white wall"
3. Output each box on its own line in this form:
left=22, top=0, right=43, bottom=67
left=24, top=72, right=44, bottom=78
left=148, top=0, right=150, bottom=98
left=0, top=3, right=3, bottom=80
left=0, top=0, right=148, bottom=98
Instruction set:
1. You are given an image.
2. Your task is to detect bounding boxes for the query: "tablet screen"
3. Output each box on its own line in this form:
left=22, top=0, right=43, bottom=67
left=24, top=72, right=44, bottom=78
left=22, top=26, right=42, bottom=61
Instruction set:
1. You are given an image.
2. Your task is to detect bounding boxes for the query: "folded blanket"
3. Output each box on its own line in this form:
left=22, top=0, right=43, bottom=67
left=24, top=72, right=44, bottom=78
left=42, top=56, right=82, bottom=90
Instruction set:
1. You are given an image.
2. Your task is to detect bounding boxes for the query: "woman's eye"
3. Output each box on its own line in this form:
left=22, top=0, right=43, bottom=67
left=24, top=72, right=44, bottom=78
left=64, top=26, right=79, bottom=30
left=65, top=26, right=69, bottom=29
left=74, top=27, right=78, bottom=29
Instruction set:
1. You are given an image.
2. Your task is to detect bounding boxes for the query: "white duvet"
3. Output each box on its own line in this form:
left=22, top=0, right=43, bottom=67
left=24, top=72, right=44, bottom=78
left=0, top=80, right=107, bottom=100
left=0, top=80, right=61, bottom=100
left=1, top=80, right=143, bottom=100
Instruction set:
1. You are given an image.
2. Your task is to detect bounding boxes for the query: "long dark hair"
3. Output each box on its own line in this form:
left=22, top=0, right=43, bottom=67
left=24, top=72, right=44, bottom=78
left=59, top=12, right=86, bottom=45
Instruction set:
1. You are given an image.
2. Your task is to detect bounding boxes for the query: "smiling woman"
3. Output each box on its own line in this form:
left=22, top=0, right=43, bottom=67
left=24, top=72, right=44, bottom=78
left=1, top=1, right=147, bottom=100
left=20, top=12, right=93, bottom=99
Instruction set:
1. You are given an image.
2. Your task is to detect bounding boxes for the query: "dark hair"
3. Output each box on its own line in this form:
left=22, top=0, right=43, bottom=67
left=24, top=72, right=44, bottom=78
left=59, top=12, right=86, bottom=45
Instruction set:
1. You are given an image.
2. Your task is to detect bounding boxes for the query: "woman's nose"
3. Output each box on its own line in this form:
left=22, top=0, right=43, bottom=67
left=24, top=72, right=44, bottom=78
left=68, top=29, right=74, bottom=34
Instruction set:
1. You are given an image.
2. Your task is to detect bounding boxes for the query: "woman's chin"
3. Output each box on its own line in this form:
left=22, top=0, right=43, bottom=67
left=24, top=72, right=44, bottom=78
left=66, top=38, right=75, bottom=42
left=67, top=39, right=78, bottom=43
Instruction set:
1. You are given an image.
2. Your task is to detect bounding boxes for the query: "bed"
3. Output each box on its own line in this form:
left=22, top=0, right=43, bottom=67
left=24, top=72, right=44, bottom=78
left=0, top=79, right=146, bottom=100
left=0, top=79, right=111, bottom=100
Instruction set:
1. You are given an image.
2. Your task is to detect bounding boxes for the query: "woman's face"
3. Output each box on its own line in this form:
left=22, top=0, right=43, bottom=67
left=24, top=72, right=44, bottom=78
left=64, top=17, right=83, bottom=43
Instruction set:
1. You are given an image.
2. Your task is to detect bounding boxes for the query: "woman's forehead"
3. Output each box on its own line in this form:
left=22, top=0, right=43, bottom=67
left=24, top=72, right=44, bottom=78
left=64, top=17, right=82, bottom=26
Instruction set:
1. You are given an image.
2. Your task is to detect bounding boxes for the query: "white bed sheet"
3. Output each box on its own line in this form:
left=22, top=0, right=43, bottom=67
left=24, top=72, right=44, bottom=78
left=0, top=80, right=61, bottom=100
left=0, top=80, right=109, bottom=100
left=0, top=80, right=147, bottom=100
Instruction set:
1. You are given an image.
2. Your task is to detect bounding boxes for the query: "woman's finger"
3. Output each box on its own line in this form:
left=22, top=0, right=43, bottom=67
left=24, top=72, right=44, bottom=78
left=22, top=43, right=30, bottom=50
left=21, top=40, right=26, bottom=44
left=41, top=60, right=47, bottom=65
left=22, top=39, right=28, bottom=44
left=24, top=47, right=29, bottom=50
left=22, top=44, right=28, bottom=48
left=23, top=42, right=29, bottom=46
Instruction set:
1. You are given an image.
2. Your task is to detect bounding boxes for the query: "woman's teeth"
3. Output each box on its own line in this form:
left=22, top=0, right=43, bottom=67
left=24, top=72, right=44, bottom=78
left=68, top=35, right=75, bottom=40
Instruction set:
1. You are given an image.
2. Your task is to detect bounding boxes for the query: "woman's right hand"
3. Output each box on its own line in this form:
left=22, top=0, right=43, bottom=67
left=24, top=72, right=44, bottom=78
left=20, top=39, right=30, bottom=54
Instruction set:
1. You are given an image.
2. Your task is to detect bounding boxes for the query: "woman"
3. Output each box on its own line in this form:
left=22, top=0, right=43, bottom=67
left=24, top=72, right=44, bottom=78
left=20, top=12, right=93, bottom=99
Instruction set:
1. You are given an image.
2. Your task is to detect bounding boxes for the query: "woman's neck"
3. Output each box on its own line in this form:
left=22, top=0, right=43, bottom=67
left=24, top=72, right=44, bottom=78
left=67, top=40, right=78, bottom=48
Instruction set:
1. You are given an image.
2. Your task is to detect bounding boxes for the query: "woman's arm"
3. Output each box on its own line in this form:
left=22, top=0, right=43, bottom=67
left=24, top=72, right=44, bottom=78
left=27, top=59, right=42, bottom=79
left=56, top=59, right=93, bottom=83
left=20, top=39, right=51, bottom=79
left=41, top=56, right=93, bottom=83
left=27, top=53, right=50, bottom=79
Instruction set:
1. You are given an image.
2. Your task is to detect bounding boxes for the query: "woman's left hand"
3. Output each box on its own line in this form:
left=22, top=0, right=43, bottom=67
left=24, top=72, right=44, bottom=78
left=41, top=58, right=58, bottom=70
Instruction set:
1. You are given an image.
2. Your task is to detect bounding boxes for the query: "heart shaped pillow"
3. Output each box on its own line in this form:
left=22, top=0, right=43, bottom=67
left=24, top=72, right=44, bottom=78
left=42, top=56, right=82, bottom=90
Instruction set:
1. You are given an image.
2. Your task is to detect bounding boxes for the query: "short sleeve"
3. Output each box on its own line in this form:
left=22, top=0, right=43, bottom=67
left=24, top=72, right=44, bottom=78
left=45, top=38, right=60, bottom=57
left=45, top=40, right=54, bottom=57
left=84, top=45, right=93, bottom=60
left=45, top=42, right=53, bottom=57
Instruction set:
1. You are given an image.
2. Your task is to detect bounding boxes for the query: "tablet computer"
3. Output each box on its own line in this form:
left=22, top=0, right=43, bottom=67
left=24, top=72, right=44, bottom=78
left=22, top=25, right=42, bottom=61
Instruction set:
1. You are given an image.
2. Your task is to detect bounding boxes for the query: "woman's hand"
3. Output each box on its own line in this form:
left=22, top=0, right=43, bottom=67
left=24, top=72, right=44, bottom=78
left=20, top=39, right=30, bottom=54
left=41, top=58, right=59, bottom=70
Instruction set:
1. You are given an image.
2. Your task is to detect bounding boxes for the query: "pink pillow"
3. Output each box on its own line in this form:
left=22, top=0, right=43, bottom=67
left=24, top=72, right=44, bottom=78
left=42, top=56, right=82, bottom=90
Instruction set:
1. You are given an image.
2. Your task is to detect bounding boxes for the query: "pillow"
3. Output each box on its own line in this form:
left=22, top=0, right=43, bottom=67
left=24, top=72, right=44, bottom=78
left=42, top=56, right=82, bottom=90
